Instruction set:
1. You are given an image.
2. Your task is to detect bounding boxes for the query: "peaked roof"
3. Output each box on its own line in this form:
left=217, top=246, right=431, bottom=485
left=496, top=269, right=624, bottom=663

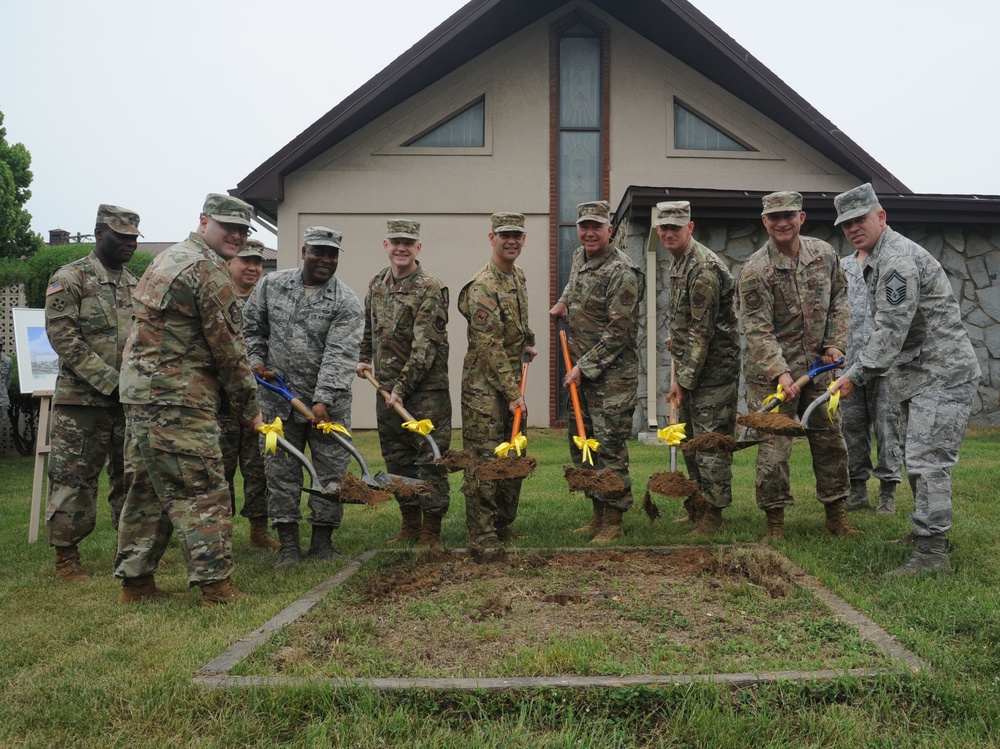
left=232, top=0, right=909, bottom=222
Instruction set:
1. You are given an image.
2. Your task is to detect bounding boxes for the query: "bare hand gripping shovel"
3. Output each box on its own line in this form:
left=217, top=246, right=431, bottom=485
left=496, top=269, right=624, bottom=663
left=254, top=373, right=425, bottom=491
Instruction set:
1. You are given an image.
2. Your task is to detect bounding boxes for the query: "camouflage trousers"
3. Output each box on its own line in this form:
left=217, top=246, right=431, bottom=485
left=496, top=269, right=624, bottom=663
left=840, top=375, right=903, bottom=484
left=900, top=378, right=977, bottom=536
left=46, top=404, right=126, bottom=547
left=218, top=411, right=267, bottom=520
left=376, top=389, right=451, bottom=517
left=263, top=412, right=348, bottom=527
left=568, top=380, right=637, bottom=512
left=746, top=378, right=849, bottom=510
left=114, top=405, right=233, bottom=586
left=678, top=379, right=738, bottom=509
left=461, top=392, right=523, bottom=541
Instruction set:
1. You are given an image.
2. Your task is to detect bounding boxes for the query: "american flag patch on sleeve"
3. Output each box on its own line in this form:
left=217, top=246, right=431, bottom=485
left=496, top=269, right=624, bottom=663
left=46, top=281, right=63, bottom=296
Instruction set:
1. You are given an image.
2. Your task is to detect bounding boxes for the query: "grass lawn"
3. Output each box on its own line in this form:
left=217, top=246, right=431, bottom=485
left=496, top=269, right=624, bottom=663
left=1, top=427, right=999, bottom=747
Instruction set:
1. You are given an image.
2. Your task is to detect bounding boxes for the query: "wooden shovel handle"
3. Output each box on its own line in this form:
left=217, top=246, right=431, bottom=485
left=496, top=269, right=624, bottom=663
left=559, top=329, right=587, bottom=442
left=361, top=370, right=417, bottom=422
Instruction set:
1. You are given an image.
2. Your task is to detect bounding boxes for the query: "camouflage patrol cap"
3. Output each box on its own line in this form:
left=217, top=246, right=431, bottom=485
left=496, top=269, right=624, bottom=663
left=761, top=191, right=803, bottom=216
left=491, top=212, right=526, bottom=233
left=236, top=238, right=265, bottom=259
left=653, top=201, right=691, bottom=227
left=386, top=219, right=420, bottom=240
left=576, top=200, right=612, bottom=224
left=202, top=193, right=255, bottom=230
left=833, top=183, right=879, bottom=226
left=96, top=204, right=143, bottom=237
left=304, top=226, right=343, bottom=250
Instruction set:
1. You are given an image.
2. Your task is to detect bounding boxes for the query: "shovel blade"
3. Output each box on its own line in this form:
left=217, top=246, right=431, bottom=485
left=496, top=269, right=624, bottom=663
left=368, top=471, right=426, bottom=489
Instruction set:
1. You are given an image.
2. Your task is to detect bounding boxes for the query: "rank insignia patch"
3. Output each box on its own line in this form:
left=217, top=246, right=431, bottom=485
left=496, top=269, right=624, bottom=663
left=884, top=271, right=907, bottom=306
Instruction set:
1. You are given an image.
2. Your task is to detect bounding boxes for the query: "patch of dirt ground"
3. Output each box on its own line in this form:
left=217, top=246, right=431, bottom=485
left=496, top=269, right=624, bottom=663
left=251, top=548, right=887, bottom=680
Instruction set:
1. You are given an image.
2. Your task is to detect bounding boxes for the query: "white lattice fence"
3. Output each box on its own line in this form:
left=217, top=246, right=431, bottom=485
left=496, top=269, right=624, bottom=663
left=2, top=284, right=27, bottom=456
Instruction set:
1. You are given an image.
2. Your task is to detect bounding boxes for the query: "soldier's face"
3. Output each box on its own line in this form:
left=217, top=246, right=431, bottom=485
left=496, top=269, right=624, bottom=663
left=383, top=238, right=421, bottom=276
left=840, top=208, right=886, bottom=253
left=200, top=217, right=249, bottom=259
left=94, top=226, right=138, bottom=270
left=489, top=231, right=526, bottom=265
left=656, top=222, right=694, bottom=255
left=301, top=244, right=339, bottom=285
left=227, top=255, right=262, bottom=295
left=761, top=211, right=805, bottom=246
left=577, top=220, right=613, bottom=256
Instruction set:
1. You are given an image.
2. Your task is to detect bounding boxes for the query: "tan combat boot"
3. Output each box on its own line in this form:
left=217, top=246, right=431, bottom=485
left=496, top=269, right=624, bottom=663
left=54, top=545, right=89, bottom=582
left=387, top=507, right=422, bottom=545
left=572, top=499, right=604, bottom=535
left=415, top=513, right=444, bottom=550
left=824, top=499, right=862, bottom=537
left=591, top=507, right=624, bottom=544
left=249, top=517, right=281, bottom=550
left=764, top=508, right=784, bottom=539
left=692, top=504, right=724, bottom=536
left=119, top=575, right=173, bottom=604
left=200, top=578, right=248, bottom=607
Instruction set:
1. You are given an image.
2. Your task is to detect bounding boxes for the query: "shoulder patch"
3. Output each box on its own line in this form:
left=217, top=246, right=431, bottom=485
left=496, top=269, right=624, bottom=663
left=473, top=307, right=490, bottom=326
left=620, top=289, right=636, bottom=306
left=743, top=290, right=762, bottom=312
left=46, top=281, right=63, bottom=296
left=884, top=271, right=907, bottom=306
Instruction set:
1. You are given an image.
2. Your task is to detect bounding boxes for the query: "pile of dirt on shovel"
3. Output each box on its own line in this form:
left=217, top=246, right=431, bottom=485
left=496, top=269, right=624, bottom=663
left=382, top=477, right=430, bottom=500
left=737, top=412, right=805, bottom=436
left=340, top=473, right=392, bottom=506
left=563, top=466, right=625, bottom=494
left=475, top=455, right=537, bottom=481
left=680, top=432, right=738, bottom=454
left=647, top=470, right=699, bottom=498
left=435, top=450, right=478, bottom=470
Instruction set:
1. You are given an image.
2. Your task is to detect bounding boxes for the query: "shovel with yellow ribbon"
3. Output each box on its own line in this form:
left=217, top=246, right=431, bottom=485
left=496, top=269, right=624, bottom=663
left=644, top=360, right=700, bottom=522
left=257, top=417, right=345, bottom=501
left=254, top=373, right=424, bottom=491
left=494, top=353, right=531, bottom=458
left=559, top=328, right=599, bottom=466
left=798, top=380, right=842, bottom=431
left=360, top=370, right=441, bottom=460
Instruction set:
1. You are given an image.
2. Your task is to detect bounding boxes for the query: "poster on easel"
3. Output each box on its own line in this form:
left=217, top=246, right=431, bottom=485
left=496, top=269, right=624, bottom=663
left=11, top=308, right=58, bottom=394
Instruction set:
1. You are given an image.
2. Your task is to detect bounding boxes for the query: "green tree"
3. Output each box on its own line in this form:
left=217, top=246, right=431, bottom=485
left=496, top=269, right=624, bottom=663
left=0, top=109, right=44, bottom=260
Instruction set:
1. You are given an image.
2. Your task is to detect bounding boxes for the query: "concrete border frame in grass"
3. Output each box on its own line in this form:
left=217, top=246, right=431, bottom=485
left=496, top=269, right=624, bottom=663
left=192, top=545, right=929, bottom=692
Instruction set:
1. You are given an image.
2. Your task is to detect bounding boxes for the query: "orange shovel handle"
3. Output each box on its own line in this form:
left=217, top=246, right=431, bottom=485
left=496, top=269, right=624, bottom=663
left=509, top=355, right=530, bottom=440
left=559, top=329, right=588, bottom=442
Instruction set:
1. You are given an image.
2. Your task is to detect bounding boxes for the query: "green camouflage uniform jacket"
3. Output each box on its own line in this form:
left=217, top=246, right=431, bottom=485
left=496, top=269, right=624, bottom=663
left=45, top=251, right=138, bottom=407
left=667, top=238, right=739, bottom=389
left=558, top=245, right=643, bottom=382
left=359, top=262, right=449, bottom=397
left=738, top=236, right=849, bottom=385
left=120, top=232, right=258, bottom=422
left=458, top=261, right=535, bottom=402
left=243, top=267, right=363, bottom=415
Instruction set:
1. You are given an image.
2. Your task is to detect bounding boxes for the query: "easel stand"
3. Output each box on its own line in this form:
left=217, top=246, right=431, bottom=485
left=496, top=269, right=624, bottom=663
left=28, top=391, right=53, bottom=543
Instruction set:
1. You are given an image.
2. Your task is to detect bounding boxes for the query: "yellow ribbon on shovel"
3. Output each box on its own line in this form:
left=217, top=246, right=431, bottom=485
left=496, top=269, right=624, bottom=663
left=402, top=418, right=435, bottom=435
left=495, top=432, right=528, bottom=457
left=315, top=421, right=352, bottom=437
left=573, top=435, right=600, bottom=466
left=827, top=382, right=841, bottom=421
left=657, top=422, right=687, bottom=446
left=259, top=417, right=285, bottom=454
left=766, top=384, right=787, bottom=413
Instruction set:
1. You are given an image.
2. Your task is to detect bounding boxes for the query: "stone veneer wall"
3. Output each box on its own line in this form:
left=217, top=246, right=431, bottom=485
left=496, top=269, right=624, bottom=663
left=615, top=217, right=1000, bottom=431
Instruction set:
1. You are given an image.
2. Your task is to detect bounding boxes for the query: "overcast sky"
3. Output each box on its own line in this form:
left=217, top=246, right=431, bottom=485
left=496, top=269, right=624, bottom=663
left=2, top=0, right=997, bottom=243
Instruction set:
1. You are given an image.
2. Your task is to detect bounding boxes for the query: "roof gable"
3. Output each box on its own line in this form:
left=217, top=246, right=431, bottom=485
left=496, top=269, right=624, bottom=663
left=233, top=0, right=907, bottom=220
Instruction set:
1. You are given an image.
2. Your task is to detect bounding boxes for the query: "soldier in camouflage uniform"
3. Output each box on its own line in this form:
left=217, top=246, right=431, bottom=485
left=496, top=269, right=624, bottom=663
left=656, top=201, right=740, bottom=536
left=357, top=219, right=451, bottom=549
left=218, top=239, right=278, bottom=549
left=738, top=191, right=857, bottom=539
left=831, top=184, right=980, bottom=577
left=244, top=226, right=363, bottom=570
left=458, top=212, right=536, bottom=548
left=45, top=204, right=140, bottom=582
left=114, top=194, right=262, bottom=607
left=550, top=201, right=643, bottom=543
left=840, top=249, right=903, bottom=514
